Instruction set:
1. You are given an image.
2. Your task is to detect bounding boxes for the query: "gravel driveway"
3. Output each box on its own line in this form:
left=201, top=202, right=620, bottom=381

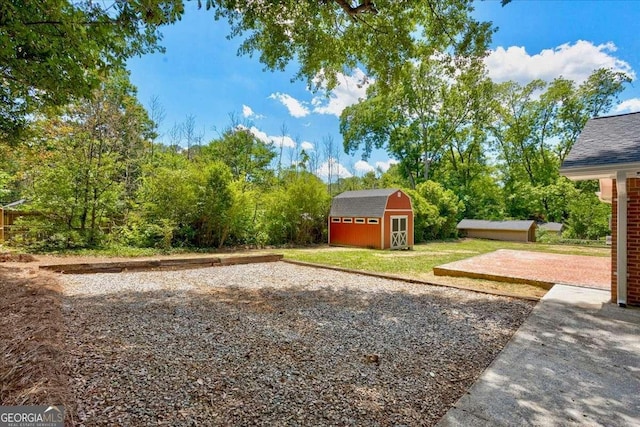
left=61, top=262, right=534, bottom=426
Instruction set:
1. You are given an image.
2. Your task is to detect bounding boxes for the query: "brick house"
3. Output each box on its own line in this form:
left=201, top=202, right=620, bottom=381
left=561, top=111, right=640, bottom=307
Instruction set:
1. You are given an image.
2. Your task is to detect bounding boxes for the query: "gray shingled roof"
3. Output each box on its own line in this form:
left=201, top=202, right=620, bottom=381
left=539, top=222, right=564, bottom=232
left=330, top=188, right=399, bottom=218
left=457, top=219, right=536, bottom=231
left=562, top=112, right=640, bottom=170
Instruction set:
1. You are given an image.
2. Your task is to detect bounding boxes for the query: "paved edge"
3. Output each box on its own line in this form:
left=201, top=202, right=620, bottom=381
left=281, top=259, right=540, bottom=302
left=39, top=254, right=284, bottom=274
left=433, top=265, right=554, bottom=290
left=436, top=285, right=640, bottom=427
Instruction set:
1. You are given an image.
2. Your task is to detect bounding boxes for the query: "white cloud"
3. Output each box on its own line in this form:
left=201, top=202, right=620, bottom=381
left=300, top=141, right=315, bottom=151
left=269, top=92, right=310, bottom=118
left=242, top=104, right=254, bottom=118
left=485, top=41, right=635, bottom=85
left=354, top=160, right=375, bottom=174
left=273, top=135, right=296, bottom=149
left=375, top=159, right=399, bottom=172
left=241, top=104, right=265, bottom=119
left=311, top=68, right=371, bottom=117
left=247, top=126, right=296, bottom=149
left=614, top=98, right=640, bottom=114
left=266, top=68, right=371, bottom=121
left=248, top=126, right=270, bottom=144
left=316, top=158, right=353, bottom=181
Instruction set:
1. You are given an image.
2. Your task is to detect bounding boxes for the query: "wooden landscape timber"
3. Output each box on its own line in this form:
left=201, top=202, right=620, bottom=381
left=39, top=254, right=283, bottom=274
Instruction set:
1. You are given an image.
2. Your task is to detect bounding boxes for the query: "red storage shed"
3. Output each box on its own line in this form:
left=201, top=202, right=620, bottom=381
left=329, top=188, right=414, bottom=250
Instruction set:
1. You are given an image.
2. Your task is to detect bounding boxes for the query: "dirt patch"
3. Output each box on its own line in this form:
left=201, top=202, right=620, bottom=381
left=373, top=252, right=426, bottom=258
left=0, top=252, right=37, bottom=262
left=373, top=249, right=477, bottom=258
left=415, top=271, right=549, bottom=299
left=0, top=266, right=73, bottom=422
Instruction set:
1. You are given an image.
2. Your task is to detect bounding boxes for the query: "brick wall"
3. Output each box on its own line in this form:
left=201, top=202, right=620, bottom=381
left=611, top=180, right=617, bottom=303
left=612, top=178, right=640, bottom=306
left=627, top=178, right=640, bottom=305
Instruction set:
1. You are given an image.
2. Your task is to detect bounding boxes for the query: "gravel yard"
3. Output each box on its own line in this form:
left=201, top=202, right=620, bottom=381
left=60, top=262, right=534, bottom=426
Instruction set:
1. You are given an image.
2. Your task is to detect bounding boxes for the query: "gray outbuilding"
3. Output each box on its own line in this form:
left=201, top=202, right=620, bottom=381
left=457, top=219, right=537, bottom=243
left=539, top=222, right=564, bottom=236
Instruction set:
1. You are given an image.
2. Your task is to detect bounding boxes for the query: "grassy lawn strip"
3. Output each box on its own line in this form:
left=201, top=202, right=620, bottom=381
left=281, top=239, right=610, bottom=299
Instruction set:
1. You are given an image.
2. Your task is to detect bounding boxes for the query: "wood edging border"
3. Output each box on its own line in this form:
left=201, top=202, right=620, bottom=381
left=281, top=259, right=541, bottom=302
left=39, top=254, right=283, bottom=274
left=433, top=266, right=554, bottom=290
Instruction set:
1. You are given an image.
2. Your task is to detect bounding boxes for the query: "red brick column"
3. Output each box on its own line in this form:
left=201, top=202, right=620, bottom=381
left=613, top=178, right=640, bottom=306
left=611, top=180, right=617, bottom=303
left=626, top=178, right=640, bottom=305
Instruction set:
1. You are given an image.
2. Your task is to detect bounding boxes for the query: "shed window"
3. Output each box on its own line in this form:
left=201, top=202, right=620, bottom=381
left=342, top=218, right=353, bottom=223
left=354, top=218, right=365, bottom=224
left=331, top=217, right=341, bottom=223
left=367, top=218, right=379, bottom=224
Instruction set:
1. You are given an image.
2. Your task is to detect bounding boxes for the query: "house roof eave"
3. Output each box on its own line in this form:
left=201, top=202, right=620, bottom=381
left=560, top=162, right=640, bottom=181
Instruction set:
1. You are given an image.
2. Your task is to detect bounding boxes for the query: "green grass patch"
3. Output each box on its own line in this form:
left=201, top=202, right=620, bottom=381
left=281, top=239, right=610, bottom=277
left=30, top=244, right=197, bottom=258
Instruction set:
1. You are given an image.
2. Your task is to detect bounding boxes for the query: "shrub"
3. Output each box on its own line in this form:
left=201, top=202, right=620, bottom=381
left=564, top=192, right=610, bottom=240
left=406, top=181, right=464, bottom=242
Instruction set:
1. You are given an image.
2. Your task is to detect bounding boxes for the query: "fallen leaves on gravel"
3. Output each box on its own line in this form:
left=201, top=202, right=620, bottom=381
left=61, top=262, right=534, bottom=426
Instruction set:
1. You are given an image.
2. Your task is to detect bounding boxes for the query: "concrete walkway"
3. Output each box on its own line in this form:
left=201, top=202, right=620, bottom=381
left=437, top=285, right=640, bottom=427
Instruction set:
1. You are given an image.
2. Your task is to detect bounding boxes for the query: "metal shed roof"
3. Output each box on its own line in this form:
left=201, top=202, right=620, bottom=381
left=329, top=188, right=400, bottom=218
left=539, top=222, right=564, bottom=232
left=457, top=219, right=536, bottom=232
left=2, top=199, right=26, bottom=209
left=561, top=112, right=640, bottom=172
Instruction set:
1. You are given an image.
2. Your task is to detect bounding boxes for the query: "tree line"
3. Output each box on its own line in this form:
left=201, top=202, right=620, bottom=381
left=0, top=1, right=621, bottom=250
left=0, top=66, right=617, bottom=250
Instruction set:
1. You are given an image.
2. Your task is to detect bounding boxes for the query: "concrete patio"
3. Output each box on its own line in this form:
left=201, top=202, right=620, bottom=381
left=437, top=285, right=640, bottom=426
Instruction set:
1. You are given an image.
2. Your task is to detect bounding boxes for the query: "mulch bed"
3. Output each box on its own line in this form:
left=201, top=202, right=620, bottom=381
left=0, top=265, right=74, bottom=423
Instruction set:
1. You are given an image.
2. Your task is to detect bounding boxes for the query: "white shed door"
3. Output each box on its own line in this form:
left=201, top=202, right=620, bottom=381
left=391, top=216, right=408, bottom=249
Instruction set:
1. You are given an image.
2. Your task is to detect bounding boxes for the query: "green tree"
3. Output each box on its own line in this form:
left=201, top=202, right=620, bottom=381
left=199, top=125, right=276, bottom=190
left=404, top=189, right=441, bottom=243
left=206, top=0, right=493, bottom=91
left=379, top=164, right=412, bottom=189
left=0, top=144, right=23, bottom=203
left=342, top=57, right=490, bottom=187
left=430, top=65, right=498, bottom=218
left=21, top=71, right=154, bottom=247
left=192, top=161, right=235, bottom=247
left=259, top=172, right=330, bottom=245
left=490, top=69, right=629, bottom=220
left=406, top=181, right=463, bottom=242
left=133, top=155, right=243, bottom=248
left=0, top=0, right=182, bottom=143
left=132, top=155, right=198, bottom=248
left=3, top=1, right=496, bottom=144
left=565, top=192, right=610, bottom=240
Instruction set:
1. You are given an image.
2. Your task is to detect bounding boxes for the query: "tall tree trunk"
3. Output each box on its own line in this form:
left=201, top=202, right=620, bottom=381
left=423, top=153, right=431, bottom=181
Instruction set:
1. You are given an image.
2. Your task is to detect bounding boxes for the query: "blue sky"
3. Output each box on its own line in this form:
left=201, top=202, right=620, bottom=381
left=127, top=1, right=640, bottom=180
